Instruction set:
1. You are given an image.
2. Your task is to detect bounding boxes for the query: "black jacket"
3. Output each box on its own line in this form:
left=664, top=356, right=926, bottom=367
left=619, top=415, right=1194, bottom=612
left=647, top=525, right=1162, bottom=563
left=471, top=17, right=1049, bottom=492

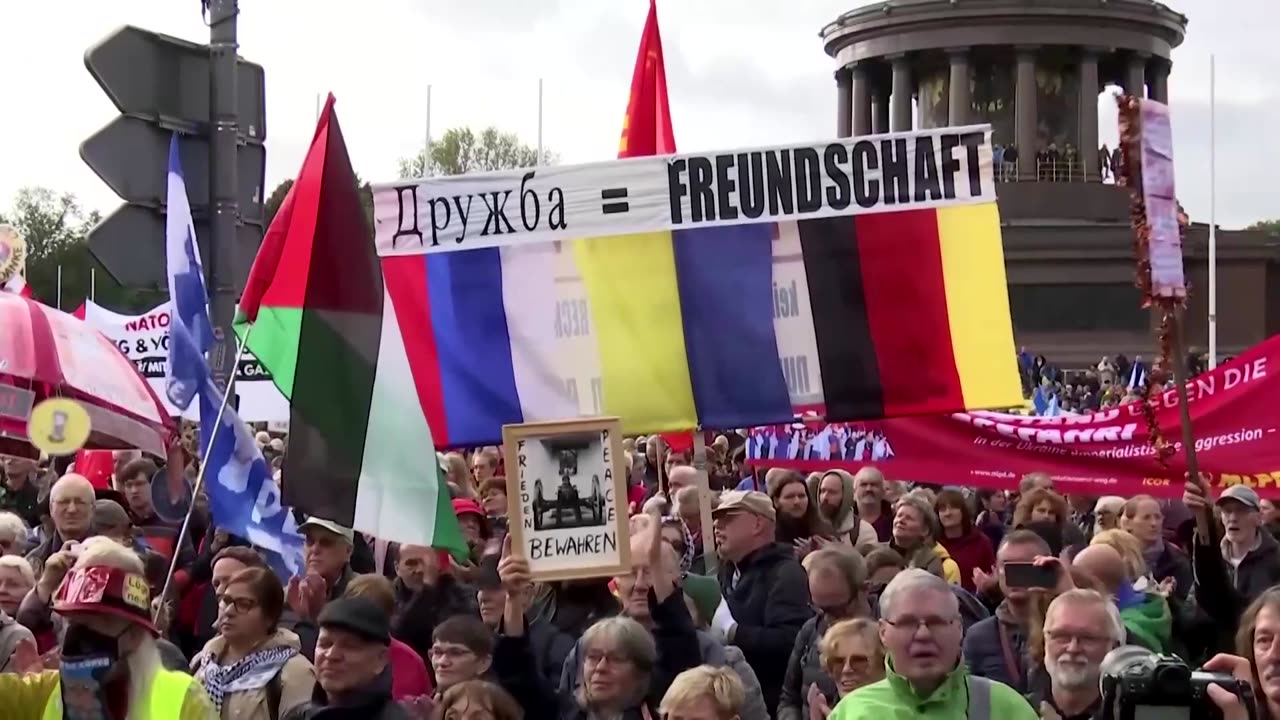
left=391, top=574, right=477, bottom=666
left=526, top=615, right=575, bottom=689
left=502, top=588, right=700, bottom=720
left=777, top=615, right=837, bottom=720
left=1148, top=541, right=1194, bottom=602
left=717, top=542, right=814, bottom=715
left=1191, top=524, right=1280, bottom=653
left=282, top=666, right=408, bottom=720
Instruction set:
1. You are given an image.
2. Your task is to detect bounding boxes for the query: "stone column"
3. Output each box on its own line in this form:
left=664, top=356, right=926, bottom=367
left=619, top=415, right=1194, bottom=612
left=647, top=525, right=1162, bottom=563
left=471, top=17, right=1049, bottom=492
left=1126, top=52, right=1149, bottom=98
left=890, top=54, right=913, bottom=132
left=1015, top=46, right=1038, bottom=180
left=1078, top=48, right=1100, bottom=181
left=872, top=81, right=891, bottom=134
left=835, top=67, right=853, bottom=137
left=851, top=63, right=872, bottom=135
left=947, top=48, right=972, bottom=126
left=1150, top=58, right=1170, bottom=103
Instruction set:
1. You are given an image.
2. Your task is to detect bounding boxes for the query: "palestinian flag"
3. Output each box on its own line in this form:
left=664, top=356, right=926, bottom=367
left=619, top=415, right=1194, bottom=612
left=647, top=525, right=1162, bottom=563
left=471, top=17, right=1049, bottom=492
left=233, top=94, right=466, bottom=558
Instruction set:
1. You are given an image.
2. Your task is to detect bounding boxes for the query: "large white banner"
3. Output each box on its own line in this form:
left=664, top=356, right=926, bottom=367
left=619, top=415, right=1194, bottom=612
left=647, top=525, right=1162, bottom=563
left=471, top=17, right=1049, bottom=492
left=373, top=126, right=995, bottom=256
left=79, top=301, right=289, bottom=422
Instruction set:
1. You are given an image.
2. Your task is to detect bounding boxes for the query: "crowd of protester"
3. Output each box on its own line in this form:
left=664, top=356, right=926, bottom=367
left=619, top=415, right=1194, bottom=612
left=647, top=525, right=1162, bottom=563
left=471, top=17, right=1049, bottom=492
left=0, top=431, right=1277, bottom=719
left=1016, top=348, right=1218, bottom=414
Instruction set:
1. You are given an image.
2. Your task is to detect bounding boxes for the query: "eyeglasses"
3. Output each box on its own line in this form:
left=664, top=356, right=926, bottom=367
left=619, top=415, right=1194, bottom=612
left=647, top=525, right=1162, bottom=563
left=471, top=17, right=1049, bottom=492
left=827, top=654, right=873, bottom=673
left=430, top=645, right=476, bottom=661
left=584, top=649, right=633, bottom=667
left=216, top=594, right=259, bottom=613
left=1045, top=629, right=1112, bottom=648
left=883, top=616, right=957, bottom=635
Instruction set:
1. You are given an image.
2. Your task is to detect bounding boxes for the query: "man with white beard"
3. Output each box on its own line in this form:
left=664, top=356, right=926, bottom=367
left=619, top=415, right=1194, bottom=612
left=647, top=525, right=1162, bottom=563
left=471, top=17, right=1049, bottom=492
left=1032, top=589, right=1125, bottom=720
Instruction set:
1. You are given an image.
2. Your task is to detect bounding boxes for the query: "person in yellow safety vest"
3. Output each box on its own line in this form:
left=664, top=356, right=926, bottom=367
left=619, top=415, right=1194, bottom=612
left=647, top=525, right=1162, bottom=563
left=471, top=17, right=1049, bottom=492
left=0, top=536, right=215, bottom=719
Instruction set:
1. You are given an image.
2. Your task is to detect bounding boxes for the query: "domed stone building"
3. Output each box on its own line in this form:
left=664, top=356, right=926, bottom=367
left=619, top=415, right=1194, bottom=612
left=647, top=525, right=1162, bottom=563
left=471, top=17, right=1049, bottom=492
left=821, top=0, right=1278, bottom=367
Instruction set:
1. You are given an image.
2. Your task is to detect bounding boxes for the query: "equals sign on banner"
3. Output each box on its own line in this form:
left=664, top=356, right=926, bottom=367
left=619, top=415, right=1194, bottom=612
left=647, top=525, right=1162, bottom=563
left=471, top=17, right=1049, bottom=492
left=600, top=187, right=629, bottom=215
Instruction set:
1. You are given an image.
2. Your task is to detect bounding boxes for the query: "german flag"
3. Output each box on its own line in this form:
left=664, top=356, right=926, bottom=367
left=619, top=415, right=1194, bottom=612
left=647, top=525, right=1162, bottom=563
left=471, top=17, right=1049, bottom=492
left=794, top=203, right=1017, bottom=419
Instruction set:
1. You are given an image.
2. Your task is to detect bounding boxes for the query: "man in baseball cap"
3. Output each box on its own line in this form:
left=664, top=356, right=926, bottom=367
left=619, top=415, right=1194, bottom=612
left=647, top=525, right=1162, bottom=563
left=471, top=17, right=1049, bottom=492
left=711, top=490, right=812, bottom=714
left=299, top=518, right=355, bottom=587
left=1213, top=484, right=1280, bottom=603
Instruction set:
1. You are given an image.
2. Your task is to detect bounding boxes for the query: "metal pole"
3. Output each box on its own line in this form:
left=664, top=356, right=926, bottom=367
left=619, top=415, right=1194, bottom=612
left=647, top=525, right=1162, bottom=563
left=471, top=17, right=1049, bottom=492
left=56, top=265, right=62, bottom=310
left=90, top=267, right=96, bottom=303
left=315, top=93, right=321, bottom=122
left=1208, top=55, right=1218, bottom=369
left=156, top=327, right=252, bottom=613
left=424, top=84, right=432, bottom=177
left=537, top=78, right=544, bottom=165
left=207, top=0, right=239, bottom=400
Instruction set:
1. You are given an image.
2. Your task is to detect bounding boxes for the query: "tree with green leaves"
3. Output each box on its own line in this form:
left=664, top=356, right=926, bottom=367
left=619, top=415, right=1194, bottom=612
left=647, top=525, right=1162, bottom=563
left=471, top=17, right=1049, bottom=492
left=398, top=126, right=555, bottom=179
left=0, top=187, right=147, bottom=311
left=1248, top=219, right=1280, bottom=234
left=265, top=174, right=374, bottom=230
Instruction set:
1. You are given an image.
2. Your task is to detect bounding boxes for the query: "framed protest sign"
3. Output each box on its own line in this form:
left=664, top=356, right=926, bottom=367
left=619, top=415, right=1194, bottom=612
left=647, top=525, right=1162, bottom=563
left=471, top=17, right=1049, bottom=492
left=502, top=417, right=630, bottom=581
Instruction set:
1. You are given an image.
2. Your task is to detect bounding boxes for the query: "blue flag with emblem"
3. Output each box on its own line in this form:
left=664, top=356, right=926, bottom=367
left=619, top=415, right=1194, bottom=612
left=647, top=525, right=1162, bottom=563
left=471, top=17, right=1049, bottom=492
left=163, top=133, right=304, bottom=578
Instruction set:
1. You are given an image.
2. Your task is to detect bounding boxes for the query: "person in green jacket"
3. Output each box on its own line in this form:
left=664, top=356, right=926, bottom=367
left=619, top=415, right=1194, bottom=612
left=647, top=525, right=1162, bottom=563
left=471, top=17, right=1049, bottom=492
left=828, top=568, right=1037, bottom=720
left=1073, top=543, right=1173, bottom=653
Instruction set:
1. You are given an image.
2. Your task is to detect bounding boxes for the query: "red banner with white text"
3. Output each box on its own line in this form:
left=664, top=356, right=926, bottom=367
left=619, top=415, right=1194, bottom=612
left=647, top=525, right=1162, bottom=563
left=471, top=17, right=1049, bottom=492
left=747, top=335, right=1280, bottom=499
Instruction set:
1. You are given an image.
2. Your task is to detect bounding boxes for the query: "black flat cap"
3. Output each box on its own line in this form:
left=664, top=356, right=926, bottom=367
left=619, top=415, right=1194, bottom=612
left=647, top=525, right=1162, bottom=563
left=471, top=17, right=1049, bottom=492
left=317, top=596, right=390, bottom=645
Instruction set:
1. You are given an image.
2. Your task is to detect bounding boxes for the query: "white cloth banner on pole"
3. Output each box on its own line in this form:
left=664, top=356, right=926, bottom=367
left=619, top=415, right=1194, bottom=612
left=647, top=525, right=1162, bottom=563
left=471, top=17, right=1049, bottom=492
left=79, top=300, right=289, bottom=422
left=373, top=125, right=996, bottom=257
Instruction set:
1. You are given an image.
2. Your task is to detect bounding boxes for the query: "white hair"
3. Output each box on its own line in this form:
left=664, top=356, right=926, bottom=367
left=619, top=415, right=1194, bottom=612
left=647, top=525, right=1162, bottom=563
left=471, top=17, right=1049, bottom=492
left=0, top=512, right=28, bottom=548
left=73, top=536, right=145, bottom=575
left=878, top=568, right=958, bottom=618
left=124, top=633, right=163, bottom=715
left=1045, top=589, right=1126, bottom=645
left=0, top=555, right=34, bottom=586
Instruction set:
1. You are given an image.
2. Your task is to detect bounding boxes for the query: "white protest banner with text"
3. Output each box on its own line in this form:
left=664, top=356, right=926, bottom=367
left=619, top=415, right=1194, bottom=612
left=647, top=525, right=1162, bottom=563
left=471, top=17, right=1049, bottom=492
left=79, top=300, right=289, bottom=422
left=373, top=126, right=995, bottom=256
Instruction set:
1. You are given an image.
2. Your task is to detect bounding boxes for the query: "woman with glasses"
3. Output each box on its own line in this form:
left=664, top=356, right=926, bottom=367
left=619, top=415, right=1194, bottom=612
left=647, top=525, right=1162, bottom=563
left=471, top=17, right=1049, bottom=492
left=193, top=566, right=316, bottom=719
left=428, top=615, right=494, bottom=693
left=817, top=619, right=884, bottom=702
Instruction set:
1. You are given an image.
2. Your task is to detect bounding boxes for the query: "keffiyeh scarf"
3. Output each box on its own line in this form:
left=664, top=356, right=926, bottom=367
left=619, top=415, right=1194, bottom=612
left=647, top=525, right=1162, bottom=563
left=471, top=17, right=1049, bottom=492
left=195, top=645, right=297, bottom=712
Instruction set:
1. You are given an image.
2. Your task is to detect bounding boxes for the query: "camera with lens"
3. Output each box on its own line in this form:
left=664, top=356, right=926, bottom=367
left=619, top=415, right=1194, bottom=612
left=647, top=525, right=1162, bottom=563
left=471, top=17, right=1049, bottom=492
left=1100, top=646, right=1257, bottom=720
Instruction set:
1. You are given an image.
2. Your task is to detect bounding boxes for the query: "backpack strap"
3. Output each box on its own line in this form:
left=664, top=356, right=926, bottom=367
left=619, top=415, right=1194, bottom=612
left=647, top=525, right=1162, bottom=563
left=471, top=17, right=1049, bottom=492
left=966, top=675, right=992, bottom=720
left=266, top=669, right=283, bottom=720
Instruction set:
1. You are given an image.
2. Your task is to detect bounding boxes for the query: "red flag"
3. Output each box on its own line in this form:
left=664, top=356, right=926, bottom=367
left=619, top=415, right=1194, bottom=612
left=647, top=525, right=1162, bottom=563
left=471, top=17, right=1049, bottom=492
left=618, top=0, right=675, bottom=159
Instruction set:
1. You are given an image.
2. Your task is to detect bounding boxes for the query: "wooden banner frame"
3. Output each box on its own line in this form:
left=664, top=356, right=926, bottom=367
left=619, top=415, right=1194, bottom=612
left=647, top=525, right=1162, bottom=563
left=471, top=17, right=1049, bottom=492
left=502, top=416, right=631, bottom=582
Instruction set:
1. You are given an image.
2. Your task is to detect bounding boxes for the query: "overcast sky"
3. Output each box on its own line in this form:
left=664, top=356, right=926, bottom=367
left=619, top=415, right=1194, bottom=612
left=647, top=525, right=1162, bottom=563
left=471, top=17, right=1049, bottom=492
left=0, top=0, right=1274, bottom=229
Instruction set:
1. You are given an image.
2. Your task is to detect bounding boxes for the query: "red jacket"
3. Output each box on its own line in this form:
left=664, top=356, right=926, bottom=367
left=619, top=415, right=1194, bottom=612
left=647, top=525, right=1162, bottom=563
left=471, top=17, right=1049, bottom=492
left=389, top=636, right=433, bottom=700
left=940, top=527, right=996, bottom=592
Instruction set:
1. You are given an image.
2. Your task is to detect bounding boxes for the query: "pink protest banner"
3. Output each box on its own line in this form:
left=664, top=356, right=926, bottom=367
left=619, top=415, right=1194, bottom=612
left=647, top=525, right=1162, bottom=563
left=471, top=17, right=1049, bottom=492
left=746, top=335, right=1280, bottom=499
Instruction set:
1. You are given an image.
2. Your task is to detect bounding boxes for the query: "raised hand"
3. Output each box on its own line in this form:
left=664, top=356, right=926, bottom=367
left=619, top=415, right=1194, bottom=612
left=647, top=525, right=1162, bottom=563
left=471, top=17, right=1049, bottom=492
left=807, top=684, right=831, bottom=720
left=10, top=638, right=42, bottom=675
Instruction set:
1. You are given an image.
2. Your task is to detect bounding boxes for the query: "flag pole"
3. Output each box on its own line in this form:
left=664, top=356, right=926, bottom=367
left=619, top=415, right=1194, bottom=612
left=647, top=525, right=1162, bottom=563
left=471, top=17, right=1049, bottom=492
left=56, top=265, right=62, bottom=309
left=155, top=323, right=255, bottom=620
left=425, top=84, right=433, bottom=176
left=1208, top=54, right=1218, bottom=369
left=90, top=267, right=96, bottom=302
left=691, top=431, right=718, bottom=574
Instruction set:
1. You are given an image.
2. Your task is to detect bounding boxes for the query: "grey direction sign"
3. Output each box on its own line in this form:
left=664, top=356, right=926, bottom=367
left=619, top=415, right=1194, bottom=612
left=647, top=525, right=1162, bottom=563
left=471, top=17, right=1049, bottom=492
left=88, top=205, right=263, bottom=289
left=80, top=116, right=266, bottom=223
left=84, top=25, right=266, bottom=142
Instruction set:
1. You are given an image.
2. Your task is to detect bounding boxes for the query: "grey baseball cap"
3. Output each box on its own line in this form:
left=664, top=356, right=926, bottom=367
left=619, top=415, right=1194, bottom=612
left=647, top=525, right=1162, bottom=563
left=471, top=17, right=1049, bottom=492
left=1216, top=485, right=1261, bottom=511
